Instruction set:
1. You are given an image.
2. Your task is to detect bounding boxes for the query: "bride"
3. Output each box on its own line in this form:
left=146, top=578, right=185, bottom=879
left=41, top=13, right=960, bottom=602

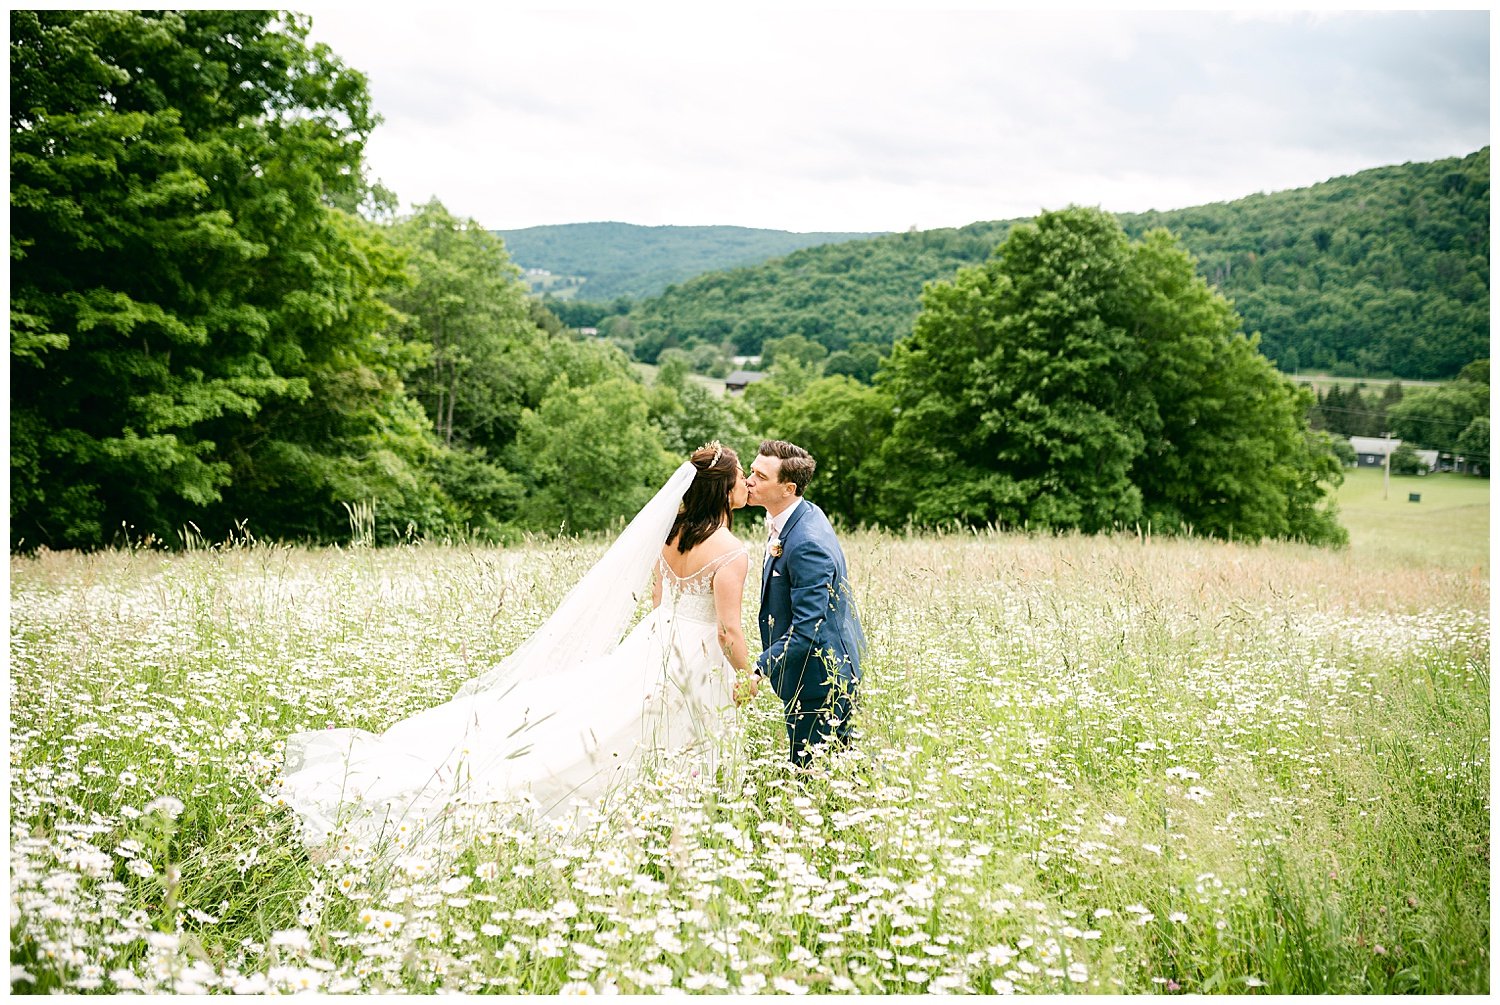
left=277, top=443, right=754, bottom=848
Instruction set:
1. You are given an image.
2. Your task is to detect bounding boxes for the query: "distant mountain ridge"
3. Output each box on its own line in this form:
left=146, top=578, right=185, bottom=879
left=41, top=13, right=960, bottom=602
left=494, top=222, right=887, bottom=301
left=623, top=148, right=1489, bottom=380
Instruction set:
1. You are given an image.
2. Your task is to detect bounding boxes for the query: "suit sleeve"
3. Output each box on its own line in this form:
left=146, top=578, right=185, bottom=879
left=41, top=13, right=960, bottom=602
left=755, top=537, right=839, bottom=682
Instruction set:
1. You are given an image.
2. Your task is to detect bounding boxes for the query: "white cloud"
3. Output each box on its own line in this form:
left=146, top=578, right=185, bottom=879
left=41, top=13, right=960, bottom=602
left=302, top=6, right=1490, bottom=231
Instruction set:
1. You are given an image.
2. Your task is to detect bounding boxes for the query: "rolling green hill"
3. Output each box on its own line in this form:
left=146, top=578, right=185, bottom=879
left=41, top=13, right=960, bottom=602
left=494, top=222, right=887, bottom=301
left=625, top=148, right=1489, bottom=379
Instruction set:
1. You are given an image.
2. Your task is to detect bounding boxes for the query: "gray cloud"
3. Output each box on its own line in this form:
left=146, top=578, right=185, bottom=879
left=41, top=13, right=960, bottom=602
left=304, top=7, right=1489, bottom=231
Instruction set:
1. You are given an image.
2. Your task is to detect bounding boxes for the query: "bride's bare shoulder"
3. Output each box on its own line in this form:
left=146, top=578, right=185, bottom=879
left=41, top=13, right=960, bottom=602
left=704, top=528, right=749, bottom=562
left=660, top=530, right=746, bottom=578
left=698, top=532, right=749, bottom=566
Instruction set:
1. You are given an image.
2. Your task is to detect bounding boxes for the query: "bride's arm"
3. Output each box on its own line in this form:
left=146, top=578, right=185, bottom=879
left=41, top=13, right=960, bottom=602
left=652, top=552, right=665, bottom=609
left=711, top=552, right=751, bottom=673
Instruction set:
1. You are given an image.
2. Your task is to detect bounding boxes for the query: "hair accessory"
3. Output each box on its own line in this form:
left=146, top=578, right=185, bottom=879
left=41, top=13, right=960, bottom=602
left=697, top=439, right=724, bottom=467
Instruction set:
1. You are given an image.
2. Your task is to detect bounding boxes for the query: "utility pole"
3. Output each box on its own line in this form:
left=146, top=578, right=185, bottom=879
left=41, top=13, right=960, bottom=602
left=1383, top=430, right=1392, bottom=500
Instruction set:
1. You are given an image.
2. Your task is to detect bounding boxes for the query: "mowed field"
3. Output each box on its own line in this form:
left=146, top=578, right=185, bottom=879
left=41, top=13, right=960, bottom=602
left=8, top=472, right=1489, bottom=994
left=1335, top=467, right=1489, bottom=570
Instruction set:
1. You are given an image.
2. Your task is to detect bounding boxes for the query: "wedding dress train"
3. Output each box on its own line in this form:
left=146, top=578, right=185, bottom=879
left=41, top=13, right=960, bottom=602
left=276, top=463, right=746, bottom=849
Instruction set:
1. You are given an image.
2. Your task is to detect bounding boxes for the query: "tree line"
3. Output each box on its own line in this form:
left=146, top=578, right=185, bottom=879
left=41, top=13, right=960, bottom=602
left=1122, top=152, right=1489, bottom=381
left=1295, top=365, right=1489, bottom=470
left=11, top=11, right=1357, bottom=552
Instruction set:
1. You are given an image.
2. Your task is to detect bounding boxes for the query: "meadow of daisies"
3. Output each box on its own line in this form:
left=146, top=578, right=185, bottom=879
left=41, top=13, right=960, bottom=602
left=9, top=488, right=1489, bottom=993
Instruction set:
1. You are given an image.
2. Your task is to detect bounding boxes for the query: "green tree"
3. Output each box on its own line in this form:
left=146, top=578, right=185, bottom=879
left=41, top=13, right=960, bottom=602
left=823, top=342, right=883, bottom=384
left=387, top=199, right=546, bottom=453
left=1345, top=386, right=1375, bottom=437
left=761, top=376, right=893, bottom=525
left=1455, top=417, right=1489, bottom=462
left=528, top=298, right=571, bottom=338
left=10, top=10, right=442, bottom=547
left=1387, top=381, right=1489, bottom=451
left=687, top=342, right=730, bottom=377
left=760, top=333, right=829, bottom=369
left=514, top=377, right=676, bottom=532
left=742, top=357, right=821, bottom=432
left=1389, top=442, right=1427, bottom=476
left=876, top=207, right=1345, bottom=543
left=878, top=207, right=1149, bottom=530
left=1319, top=384, right=1348, bottom=434
left=540, top=296, right=622, bottom=331
left=1126, top=230, right=1345, bottom=543
left=206, top=211, right=450, bottom=544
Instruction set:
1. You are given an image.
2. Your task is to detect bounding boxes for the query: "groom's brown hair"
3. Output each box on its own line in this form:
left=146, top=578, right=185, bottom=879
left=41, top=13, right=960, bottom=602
left=758, top=440, right=816, bottom=496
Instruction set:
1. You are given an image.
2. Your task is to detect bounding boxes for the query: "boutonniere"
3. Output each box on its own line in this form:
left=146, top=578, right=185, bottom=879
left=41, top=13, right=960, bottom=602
left=769, top=542, right=783, bottom=558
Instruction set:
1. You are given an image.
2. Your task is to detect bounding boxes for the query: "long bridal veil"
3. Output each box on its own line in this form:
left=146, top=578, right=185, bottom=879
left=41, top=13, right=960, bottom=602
left=279, top=461, right=702, bottom=847
left=451, top=460, right=697, bottom=697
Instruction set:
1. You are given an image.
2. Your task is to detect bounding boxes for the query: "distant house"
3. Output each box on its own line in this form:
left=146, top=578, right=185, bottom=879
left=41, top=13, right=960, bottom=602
left=724, top=370, right=766, bottom=395
left=577, top=327, right=599, bottom=336
left=1347, top=436, right=1438, bottom=473
left=1348, top=435, right=1400, bottom=468
left=1439, top=452, right=1488, bottom=477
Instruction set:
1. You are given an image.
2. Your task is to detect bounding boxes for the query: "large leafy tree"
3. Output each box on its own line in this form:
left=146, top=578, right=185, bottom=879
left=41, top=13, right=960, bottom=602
left=876, top=207, right=1346, bottom=544
left=387, top=199, right=548, bottom=453
left=1124, top=231, right=1345, bottom=542
left=1455, top=417, right=1489, bottom=463
left=876, top=208, right=1149, bottom=531
left=10, top=9, right=438, bottom=548
left=514, top=377, right=676, bottom=533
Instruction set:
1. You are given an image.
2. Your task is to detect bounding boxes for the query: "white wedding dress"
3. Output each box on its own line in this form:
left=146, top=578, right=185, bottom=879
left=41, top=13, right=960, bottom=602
left=277, top=463, right=746, bottom=849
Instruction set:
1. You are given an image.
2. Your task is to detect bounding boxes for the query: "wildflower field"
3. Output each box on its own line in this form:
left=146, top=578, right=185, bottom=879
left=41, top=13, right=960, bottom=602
left=9, top=476, right=1489, bottom=994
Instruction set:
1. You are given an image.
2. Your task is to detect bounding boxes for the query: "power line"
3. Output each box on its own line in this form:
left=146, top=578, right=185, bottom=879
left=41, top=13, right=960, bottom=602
left=1312, top=404, right=1484, bottom=434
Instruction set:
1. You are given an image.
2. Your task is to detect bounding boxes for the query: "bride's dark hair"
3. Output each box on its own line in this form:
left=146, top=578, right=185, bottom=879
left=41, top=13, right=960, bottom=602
left=668, top=442, right=739, bottom=553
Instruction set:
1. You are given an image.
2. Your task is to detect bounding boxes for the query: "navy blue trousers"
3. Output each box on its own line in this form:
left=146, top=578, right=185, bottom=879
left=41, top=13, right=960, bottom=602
left=782, top=681, right=857, bottom=767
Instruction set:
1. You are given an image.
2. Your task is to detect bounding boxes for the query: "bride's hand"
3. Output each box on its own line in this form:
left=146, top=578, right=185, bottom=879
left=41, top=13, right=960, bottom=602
left=732, top=669, right=760, bottom=706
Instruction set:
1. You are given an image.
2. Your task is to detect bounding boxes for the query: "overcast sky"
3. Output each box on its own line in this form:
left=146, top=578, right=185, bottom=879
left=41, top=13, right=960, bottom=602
left=299, top=4, right=1490, bottom=234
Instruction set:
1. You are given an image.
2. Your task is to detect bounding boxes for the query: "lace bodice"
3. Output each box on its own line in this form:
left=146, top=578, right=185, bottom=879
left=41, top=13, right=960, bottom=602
left=658, top=546, right=747, bottom=623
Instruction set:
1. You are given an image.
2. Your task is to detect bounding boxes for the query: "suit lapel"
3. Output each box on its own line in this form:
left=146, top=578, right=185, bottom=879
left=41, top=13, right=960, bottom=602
left=780, top=500, right=813, bottom=540
left=760, top=518, right=775, bottom=608
left=760, top=546, right=774, bottom=606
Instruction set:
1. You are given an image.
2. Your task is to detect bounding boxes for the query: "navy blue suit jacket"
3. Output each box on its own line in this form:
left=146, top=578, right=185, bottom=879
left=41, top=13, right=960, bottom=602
left=755, top=500, right=864, bottom=711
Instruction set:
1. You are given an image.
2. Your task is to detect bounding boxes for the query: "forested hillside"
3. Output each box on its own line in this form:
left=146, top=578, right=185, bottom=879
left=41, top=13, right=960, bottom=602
left=494, top=222, right=885, bottom=301
left=624, top=149, right=1489, bottom=379
left=1119, top=149, right=1489, bottom=379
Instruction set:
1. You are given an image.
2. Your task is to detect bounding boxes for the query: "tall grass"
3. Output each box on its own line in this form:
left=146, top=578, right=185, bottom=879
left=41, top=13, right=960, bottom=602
left=9, top=510, right=1488, bottom=993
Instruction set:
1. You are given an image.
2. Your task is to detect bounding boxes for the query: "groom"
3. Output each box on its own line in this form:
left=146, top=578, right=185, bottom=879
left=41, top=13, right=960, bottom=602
left=746, top=440, right=865, bottom=767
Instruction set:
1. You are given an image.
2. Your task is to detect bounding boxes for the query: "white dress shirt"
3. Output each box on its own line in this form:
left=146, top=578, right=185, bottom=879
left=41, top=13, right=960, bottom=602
left=766, top=497, right=803, bottom=545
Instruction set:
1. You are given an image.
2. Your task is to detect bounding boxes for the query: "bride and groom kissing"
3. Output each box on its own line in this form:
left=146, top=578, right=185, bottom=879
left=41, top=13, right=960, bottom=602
left=280, top=439, right=863, bottom=847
